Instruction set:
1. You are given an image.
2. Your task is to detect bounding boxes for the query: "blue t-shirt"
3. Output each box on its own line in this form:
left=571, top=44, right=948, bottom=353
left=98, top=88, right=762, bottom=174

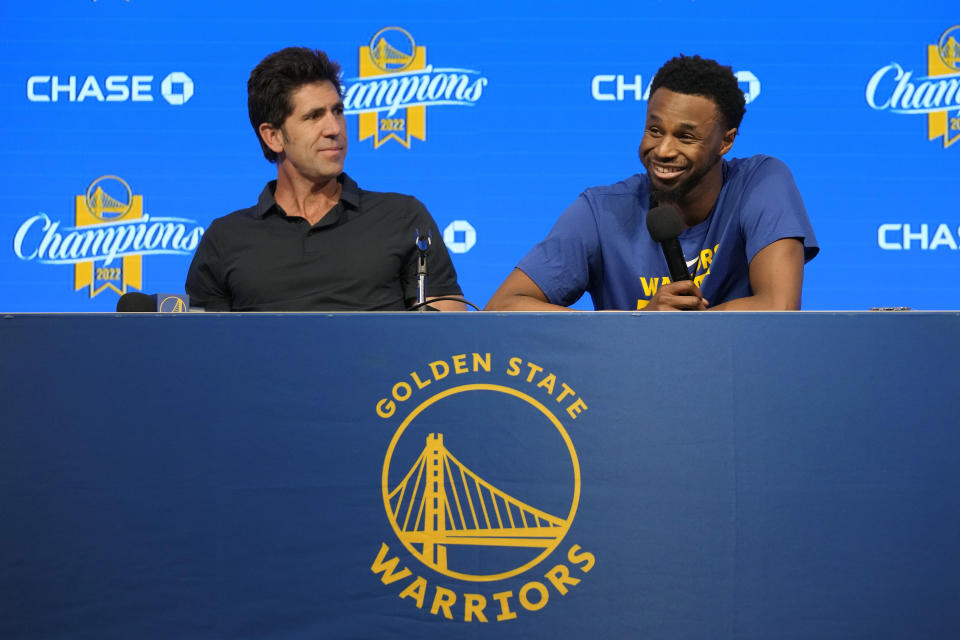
left=517, top=155, right=819, bottom=310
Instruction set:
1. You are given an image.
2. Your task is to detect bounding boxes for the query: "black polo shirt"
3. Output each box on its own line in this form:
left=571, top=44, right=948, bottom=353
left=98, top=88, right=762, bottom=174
left=184, top=174, right=462, bottom=311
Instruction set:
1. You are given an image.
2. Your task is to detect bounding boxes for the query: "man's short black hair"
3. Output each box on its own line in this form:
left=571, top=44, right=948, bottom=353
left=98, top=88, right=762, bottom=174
left=649, top=54, right=746, bottom=130
left=248, top=47, right=342, bottom=162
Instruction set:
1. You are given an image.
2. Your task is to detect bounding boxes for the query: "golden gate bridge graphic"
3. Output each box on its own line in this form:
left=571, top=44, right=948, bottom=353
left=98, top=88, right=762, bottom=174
left=370, top=35, right=413, bottom=70
left=86, top=183, right=131, bottom=220
left=941, top=35, right=960, bottom=70
left=387, top=433, right=569, bottom=572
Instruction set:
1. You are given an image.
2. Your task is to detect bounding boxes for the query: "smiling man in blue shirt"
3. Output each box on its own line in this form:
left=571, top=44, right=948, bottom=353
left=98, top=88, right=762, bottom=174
left=486, top=54, right=818, bottom=312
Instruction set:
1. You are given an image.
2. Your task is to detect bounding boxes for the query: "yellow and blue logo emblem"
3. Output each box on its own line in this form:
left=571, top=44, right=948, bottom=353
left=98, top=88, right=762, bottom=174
left=344, top=27, right=488, bottom=149
left=866, top=25, right=960, bottom=148
left=157, top=294, right=189, bottom=312
left=13, top=175, right=205, bottom=301
left=930, top=25, right=960, bottom=147
left=74, top=175, right=142, bottom=296
left=371, top=354, right=594, bottom=622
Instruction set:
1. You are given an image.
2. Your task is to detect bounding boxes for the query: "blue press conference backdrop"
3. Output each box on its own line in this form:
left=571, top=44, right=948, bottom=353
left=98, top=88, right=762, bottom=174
left=1, top=1, right=958, bottom=311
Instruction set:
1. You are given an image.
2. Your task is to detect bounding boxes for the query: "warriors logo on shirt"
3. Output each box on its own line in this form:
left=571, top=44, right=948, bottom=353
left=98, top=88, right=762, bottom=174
left=866, top=25, right=960, bottom=149
left=636, top=243, right=719, bottom=309
left=343, top=27, right=489, bottom=148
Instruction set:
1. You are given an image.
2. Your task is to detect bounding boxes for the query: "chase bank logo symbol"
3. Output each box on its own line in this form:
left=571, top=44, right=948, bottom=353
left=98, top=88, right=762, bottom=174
left=443, top=220, right=476, bottom=254
left=160, top=72, right=194, bottom=105
left=736, top=71, right=761, bottom=104
left=26, top=73, right=194, bottom=105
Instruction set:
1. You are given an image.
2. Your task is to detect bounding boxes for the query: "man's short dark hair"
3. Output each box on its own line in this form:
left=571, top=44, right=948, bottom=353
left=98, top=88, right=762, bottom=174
left=247, top=47, right=342, bottom=162
left=649, top=54, right=746, bottom=130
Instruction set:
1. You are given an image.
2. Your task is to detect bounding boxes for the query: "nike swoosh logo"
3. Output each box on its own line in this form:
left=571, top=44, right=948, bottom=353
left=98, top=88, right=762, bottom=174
left=685, top=256, right=698, bottom=268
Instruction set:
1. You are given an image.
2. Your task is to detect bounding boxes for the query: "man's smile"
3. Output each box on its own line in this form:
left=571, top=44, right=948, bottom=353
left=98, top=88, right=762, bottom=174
left=650, top=163, right=686, bottom=179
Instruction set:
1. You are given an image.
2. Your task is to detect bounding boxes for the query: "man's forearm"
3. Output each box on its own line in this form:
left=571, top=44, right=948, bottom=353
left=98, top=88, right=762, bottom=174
left=484, top=294, right=570, bottom=311
left=709, top=292, right=800, bottom=311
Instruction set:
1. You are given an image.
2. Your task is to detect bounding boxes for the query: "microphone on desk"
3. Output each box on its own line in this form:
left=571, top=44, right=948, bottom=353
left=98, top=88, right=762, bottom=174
left=646, top=205, right=692, bottom=283
left=116, top=293, right=191, bottom=312
left=413, top=229, right=437, bottom=312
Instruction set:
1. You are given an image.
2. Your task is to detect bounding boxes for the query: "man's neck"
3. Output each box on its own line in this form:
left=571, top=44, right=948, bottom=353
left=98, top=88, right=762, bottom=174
left=274, top=164, right=342, bottom=226
left=669, top=161, right=724, bottom=229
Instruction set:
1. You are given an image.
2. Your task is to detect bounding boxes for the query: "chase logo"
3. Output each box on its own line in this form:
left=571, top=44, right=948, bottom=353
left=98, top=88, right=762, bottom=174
left=12, top=175, right=205, bottom=300
left=590, top=70, right=761, bottom=103
left=26, top=72, right=194, bottom=105
left=160, top=72, right=194, bottom=105
left=343, top=27, right=488, bottom=148
left=443, top=220, right=477, bottom=254
left=865, top=25, right=960, bottom=148
left=372, top=354, right=594, bottom=622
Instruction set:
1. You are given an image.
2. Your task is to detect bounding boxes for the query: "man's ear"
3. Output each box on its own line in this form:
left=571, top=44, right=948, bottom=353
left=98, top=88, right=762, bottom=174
left=719, top=127, right=737, bottom=156
left=258, top=122, right=284, bottom=155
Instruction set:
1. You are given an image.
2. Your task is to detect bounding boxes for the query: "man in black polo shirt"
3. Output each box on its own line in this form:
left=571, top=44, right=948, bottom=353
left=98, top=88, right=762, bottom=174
left=185, top=47, right=464, bottom=311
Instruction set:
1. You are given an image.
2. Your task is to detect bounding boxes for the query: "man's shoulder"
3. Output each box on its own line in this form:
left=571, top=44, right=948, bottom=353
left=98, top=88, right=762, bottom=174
left=218, top=202, right=261, bottom=221
left=582, top=173, right=646, bottom=199
left=576, top=174, right=647, bottom=218
left=726, top=154, right=795, bottom=184
left=207, top=180, right=277, bottom=231
left=353, top=186, right=432, bottom=225
left=357, top=187, right=420, bottom=207
left=203, top=204, right=261, bottom=237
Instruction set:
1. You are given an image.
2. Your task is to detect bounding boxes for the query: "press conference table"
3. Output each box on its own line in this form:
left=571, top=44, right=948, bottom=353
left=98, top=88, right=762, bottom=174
left=2, top=312, right=958, bottom=639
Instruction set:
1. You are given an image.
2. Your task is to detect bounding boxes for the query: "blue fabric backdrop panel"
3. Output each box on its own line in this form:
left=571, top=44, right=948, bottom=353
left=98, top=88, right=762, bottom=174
left=0, top=2, right=958, bottom=311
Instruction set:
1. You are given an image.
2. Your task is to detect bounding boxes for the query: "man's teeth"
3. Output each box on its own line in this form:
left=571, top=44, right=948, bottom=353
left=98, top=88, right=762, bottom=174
left=655, top=165, right=683, bottom=174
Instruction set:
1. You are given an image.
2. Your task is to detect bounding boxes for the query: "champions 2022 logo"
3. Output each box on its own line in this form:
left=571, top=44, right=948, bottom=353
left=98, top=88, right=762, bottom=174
left=371, top=353, right=594, bottom=622
left=12, top=175, right=204, bottom=299
left=866, top=25, right=960, bottom=148
left=342, top=27, right=488, bottom=148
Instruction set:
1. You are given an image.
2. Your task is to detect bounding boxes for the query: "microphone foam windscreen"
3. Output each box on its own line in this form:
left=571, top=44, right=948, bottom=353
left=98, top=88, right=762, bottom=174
left=116, top=292, right=156, bottom=312
left=646, top=205, right=684, bottom=242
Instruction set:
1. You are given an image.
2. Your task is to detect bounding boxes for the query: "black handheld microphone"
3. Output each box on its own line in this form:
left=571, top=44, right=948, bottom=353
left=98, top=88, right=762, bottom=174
left=646, top=205, right=692, bottom=282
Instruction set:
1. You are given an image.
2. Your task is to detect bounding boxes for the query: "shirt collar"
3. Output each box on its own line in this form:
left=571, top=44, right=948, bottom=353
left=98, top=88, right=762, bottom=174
left=254, top=173, right=360, bottom=219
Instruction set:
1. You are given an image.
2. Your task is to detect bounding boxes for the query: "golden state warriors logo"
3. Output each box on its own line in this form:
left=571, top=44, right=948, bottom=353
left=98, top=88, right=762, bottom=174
left=357, top=27, right=425, bottom=147
left=866, top=25, right=960, bottom=148
left=75, top=175, right=142, bottom=296
left=343, top=27, right=488, bottom=149
left=383, top=385, right=579, bottom=581
left=86, top=175, right=134, bottom=221
left=371, top=354, right=594, bottom=622
left=157, top=294, right=188, bottom=312
left=929, top=25, right=960, bottom=147
left=938, top=26, right=960, bottom=70
left=369, top=27, right=418, bottom=72
left=13, top=175, right=205, bottom=302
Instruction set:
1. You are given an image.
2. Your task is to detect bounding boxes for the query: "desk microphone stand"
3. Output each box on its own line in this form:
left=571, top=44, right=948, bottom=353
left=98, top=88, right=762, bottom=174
left=415, top=230, right=432, bottom=311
